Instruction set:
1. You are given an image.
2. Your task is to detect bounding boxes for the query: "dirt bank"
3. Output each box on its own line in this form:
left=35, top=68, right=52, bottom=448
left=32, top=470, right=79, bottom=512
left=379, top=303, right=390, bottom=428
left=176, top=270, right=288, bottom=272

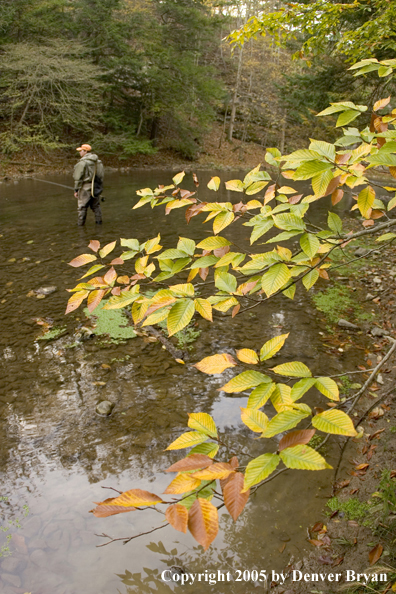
left=272, top=227, right=396, bottom=593
left=0, top=124, right=270, bottom=180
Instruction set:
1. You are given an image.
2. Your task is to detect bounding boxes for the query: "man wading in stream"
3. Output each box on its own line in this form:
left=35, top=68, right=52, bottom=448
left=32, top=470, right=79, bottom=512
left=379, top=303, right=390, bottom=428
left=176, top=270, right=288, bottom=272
left=73, top=144, right=104, bottom=226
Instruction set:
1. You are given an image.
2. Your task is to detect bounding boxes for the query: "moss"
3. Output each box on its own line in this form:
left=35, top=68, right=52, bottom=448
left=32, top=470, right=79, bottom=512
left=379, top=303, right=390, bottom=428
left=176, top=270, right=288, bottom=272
left=84, top=302, right=136, bottom=342
left=327, top=496, right=372, bottom=523
left=312, top=282, right=372, bottom=324
left=36, top=326, right=67, bottom=341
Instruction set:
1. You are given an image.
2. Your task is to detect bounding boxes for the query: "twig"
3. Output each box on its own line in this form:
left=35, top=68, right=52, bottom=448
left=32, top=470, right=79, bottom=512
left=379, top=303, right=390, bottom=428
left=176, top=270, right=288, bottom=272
left=95, top=523, right=168, bottom=547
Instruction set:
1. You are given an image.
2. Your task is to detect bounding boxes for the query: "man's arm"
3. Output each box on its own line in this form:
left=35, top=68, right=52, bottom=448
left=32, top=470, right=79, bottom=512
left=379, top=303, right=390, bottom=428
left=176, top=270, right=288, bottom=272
left=73, top=161, right=86, bottom=193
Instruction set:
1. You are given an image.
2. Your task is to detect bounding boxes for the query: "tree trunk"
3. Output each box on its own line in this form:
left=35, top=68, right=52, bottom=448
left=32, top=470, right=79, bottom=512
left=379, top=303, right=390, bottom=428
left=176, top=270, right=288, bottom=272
left=228, top=46, right=243, bottom=143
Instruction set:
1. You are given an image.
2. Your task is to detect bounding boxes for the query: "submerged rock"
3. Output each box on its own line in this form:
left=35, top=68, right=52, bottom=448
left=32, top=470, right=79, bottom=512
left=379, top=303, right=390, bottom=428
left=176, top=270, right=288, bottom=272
left=96, top=401, right=114, bottom=416
left=35, top=286, right=57, bottom=295
left=370, top=326, right=388, bottom=337
left=354, top=248, right=370, bottom=257
left=337, top=319, right=359, bottom=330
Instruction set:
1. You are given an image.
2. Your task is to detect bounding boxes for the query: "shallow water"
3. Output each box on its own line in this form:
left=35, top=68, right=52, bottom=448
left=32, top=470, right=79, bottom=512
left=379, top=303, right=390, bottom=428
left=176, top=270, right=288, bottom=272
left=0, top=171, right=363, bottom=594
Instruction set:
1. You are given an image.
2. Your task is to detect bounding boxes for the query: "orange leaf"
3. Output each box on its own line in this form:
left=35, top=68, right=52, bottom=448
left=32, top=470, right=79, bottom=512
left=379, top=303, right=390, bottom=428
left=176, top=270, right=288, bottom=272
left=110, top=257, right=124, bottom=265
left=369, top=543, right=383, bottom=565
left=362, top=220, right=374, bottom=227
left=232, top=304, right=240, bottom=318
left=374, top=96, right=390, bottom=111
left=325, top=175, right=341, bottom=197
left=193, top=462, right=235, bottom=480
left=165, top=455, right=214, bottom=473
left=319, top=269, right=329, bottom=280
left=335, top=153, right=351, bottom=165
left=194, top=353, right=237, bottom=375
left=88, top=240, right=100, bottom=253
left=188, top=498, right=218, bottom=550
left=278, top=429, right=316, bottom=452
left=87, top=289, right=106, bottom=313
left=185, top=202, right=206, bottom=224
left=193, top=172, right=199, bottom=187
left=355, top=463, right=369, bottom=470
left=90, top=500, right=136, bottom=518
left=65, top=290, right=89, bottom=314
left=97, top=489, right=162, bottom=508
left=68, top=254, right=97, bottom=267
left=264, top=184, right=276, bottom=204
left=104, top=267, right=117, bottom=285
left=99, top=241, right=117, bottom=258
left=223, top=472, right=249, bottom=521
left=389, top=166, right=396, bottom=180
left=165, top=504, right=188, bottom=533
left=288, top=194, right=303, bottom=204
left=199, top=267, right=209, bottom=281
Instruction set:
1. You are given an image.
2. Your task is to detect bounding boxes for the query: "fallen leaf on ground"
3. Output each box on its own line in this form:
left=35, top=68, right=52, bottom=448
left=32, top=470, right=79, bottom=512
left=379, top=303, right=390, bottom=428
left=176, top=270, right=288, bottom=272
left=369, top=543, right=383, bottom=565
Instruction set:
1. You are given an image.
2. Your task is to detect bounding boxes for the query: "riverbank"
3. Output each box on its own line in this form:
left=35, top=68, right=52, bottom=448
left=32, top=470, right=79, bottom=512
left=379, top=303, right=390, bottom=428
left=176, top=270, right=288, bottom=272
left=272, top=228, right=396, bottom=593
left=0, top=124, right=270, bottom=180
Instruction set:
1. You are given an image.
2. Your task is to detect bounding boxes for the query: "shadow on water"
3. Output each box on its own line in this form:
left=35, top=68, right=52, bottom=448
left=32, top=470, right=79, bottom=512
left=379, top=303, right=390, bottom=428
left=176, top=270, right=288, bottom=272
left=0, top=171, right=363, bottom=593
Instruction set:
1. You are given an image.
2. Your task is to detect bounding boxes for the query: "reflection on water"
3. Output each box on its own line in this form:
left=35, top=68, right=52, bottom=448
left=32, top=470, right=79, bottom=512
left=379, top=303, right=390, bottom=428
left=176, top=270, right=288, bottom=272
left=0, top=171, right=360, bottom=593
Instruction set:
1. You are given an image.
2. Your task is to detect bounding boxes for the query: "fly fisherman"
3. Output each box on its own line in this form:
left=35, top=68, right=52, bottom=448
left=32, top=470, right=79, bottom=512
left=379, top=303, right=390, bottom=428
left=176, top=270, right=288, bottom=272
left=73, top=144, right=104, bottom=226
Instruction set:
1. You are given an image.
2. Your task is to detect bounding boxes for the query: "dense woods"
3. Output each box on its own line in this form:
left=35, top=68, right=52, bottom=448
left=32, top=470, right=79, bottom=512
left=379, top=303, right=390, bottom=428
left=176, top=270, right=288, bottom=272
left=0, top=0, right=395, bottom=159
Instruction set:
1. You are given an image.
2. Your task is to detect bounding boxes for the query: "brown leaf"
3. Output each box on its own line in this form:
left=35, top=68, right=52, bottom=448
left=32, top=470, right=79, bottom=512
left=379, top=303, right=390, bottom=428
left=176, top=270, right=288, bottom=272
left=165, top=455, right=214, bottom=473
left=229, top=456, right=239, bottom=469
left=88, top=240, right=100, bottom=253
left=213, top=246, right=230, bottom=257
left=110, top=257, right=124, bottom=265
left=369, top=428, right=385, bottom=440
left=334, top=480, right=350, bottom=490
left=312, top=522, right=324, bottom=533
left=165, top=504, right=188, bottom=533
left=96, top=489, right=162, bottom=509
left=87, top=289, right=106, bottom=313
left=335, top=153, right=351, bottom=165
left=288, top=194, right=303, bottom=204
left=332, top=556, right=344, bottom=567
left=370, top=112, right=377, bottom=133
left=279, top=543, right=286, bottom=553
left=369, top=543, right=383, bottom=565
left=185, top=202, right=206, bottom=224
left=362, top=219, right=374, bottom=227
left=199, top=267, right=209, bottom=281
left=222, top=472, right=249, bottom=522
left=308, top=539, right=324, bottom=547
left=193, top=462, right=235, bottom=480
left=90, top=500, right=136, bottom=518
left=318, top=555, right=333, bottom=565
left=278, top=430, right=316, bottom=452
left=355, top=463, right=369, bottom=471
left=332, top=189, right=344, bottom=206
left=239, top=280, right=258, bottom=295
left=188, top=498, right=218, bottom=550
left=232, top=304, right=240, bottom=318
left=192, top=173, right=199, bottom=187
left=325, top=175, right=341, bottom=197
left=322, top=535, right=331, bottom=546
left=233, top=201, right=247, bottom=213
left=318, top=269, right=330, bottom=280
left=374, top=117, right=388, bottom=133
left=179, top=189, right=196, bottom=200
left=111, top=287, right=121, bottom=296
left=371, top=210, right=385, bottom=219
left=350, top=488, right=359, bottom=495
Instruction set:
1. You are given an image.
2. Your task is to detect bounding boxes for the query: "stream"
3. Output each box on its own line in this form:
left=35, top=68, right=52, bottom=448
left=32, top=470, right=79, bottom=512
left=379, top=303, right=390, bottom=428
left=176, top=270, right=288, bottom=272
left=0, top=170, right=363, bottom=594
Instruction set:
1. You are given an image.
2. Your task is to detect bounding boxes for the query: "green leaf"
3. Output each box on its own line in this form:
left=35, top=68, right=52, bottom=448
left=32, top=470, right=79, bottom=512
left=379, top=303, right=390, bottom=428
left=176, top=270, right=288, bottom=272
left=78, top=264, right=105, bottom=279
left=177, top=237, right=196, bottom=256
left=294, top=161, right=333, bottom=181
left=367, top=153, right=396, bottom=167
left=312, top=410, right=357, bottom=436
left=245, top=181, right=268, bottom=195
left=312, top=169, right=334, bottom=197
left=336, top=110, right=360, bottom=127
left=121, top=238, right=140, bottom=251
left=309, top=140, right=336, bottom=161
left=188, top=413, right=217, bottom=438
left=358, top=186, right=375, bottom=218
left=250, top=220, right=274, bottom=244
left=260, top=333, right=289, bottom=361
left=291, top=378, right=317, bottom=402
left=273, top=213, right=305, bottom=232
left=302, top=269, right=319, bottom=290
left=156, top=249, right=189, bottom=260
left=102, top=290, right=141, bottom=310
left=315, top=377, right=339, bottom=401
left=243, top=453, right=280, bottom=490
left=166, top=431, right=208, bottom=450
left=263, top=410, right=310, bottom=438
left=241, top=408, right=269, bottom=433
left=207, top=176, right=220, bottom=191
left=328, top=212, right=343, bottom=234
left=167, top=299, right=195, bottom=336
left=282, top=284, right=296, bottom=299
left=190, top=255, right=219, bottom=269
left=271, top=362, right=312, bottom=378
left=247, top=383, right=276, bottom=409
left=261, top=263, right=291, bottom=297
left=188, top=443, right=219, bottom=458
left=213, top=211, right=235, bottom=234
left=142, top=308, right=170, bottom=327
left=196, top=237, right=232, bottom=250
left=300, top=234, right=320, bottom=259
left=279, top=445, right=332, bottom=470
left=376, top=233, right=396, bottom=242
left=378, top=66, right=393, bottom=78
left=220, top=370, right=271, bottom=393
left=270, top=383, right=294, bottom=412
left=215, top=271, right=237, bottom=293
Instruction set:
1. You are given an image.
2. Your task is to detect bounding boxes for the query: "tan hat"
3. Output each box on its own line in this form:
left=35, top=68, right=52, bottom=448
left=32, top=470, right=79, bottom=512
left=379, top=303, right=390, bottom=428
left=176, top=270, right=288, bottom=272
left=76, top=144, right=91, bottom=151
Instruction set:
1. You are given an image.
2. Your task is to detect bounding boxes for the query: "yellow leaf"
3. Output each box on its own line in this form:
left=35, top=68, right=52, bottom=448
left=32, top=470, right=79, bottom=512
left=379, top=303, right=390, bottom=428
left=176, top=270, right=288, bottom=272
left=260, top=333, right=289, bottom=361
left=213, top=211, right=235, bottom=234
left=236, top=349, right=259, bottom=364
left=193, top=462, right=234, bottom=480
left=271, top=361, right=312, bottom=378
left=207, top=176, right=220, bottom=191
left=194, top=353, right=237, bottom=374
left=166, top=431, right=208, bottom=450
left=188, top=413, right=217, bottom=438
left=167, top=299, right=195, bottom=336
left=263, top=409, right=310, bottom=438
left=68, top=253, right=97, bottom=267
left=225, top=179, right=244, bottom=192
left=99, top=488, right=162, bottom=507
left=173, top=171, right=185, bottom=185
left=194, top=298, right=213, bottom=321
left=243, top=453, right=280, bottom=490
left=188, top=498, right=218, bottom=550
left=315, top=377, right=339, bottom=401
left=312, top=410, right=357, bottom=436
left=220, top=370, right=271, bottom=393
left=99, top=241, right=117, bottom=258
left=241, top=408, right=269, bottom=433
left=164, top=474, right=201, bottom=494
left=247, top=383, right=276, bottom=409
left=270, top=384, right=294, bottom=412
left=279, top=445, right=332, bottom=470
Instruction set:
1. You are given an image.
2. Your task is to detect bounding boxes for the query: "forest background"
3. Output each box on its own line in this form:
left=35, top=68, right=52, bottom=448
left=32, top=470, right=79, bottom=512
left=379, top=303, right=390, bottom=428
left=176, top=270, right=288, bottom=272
left=1, top=0, right=395, bottom=166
